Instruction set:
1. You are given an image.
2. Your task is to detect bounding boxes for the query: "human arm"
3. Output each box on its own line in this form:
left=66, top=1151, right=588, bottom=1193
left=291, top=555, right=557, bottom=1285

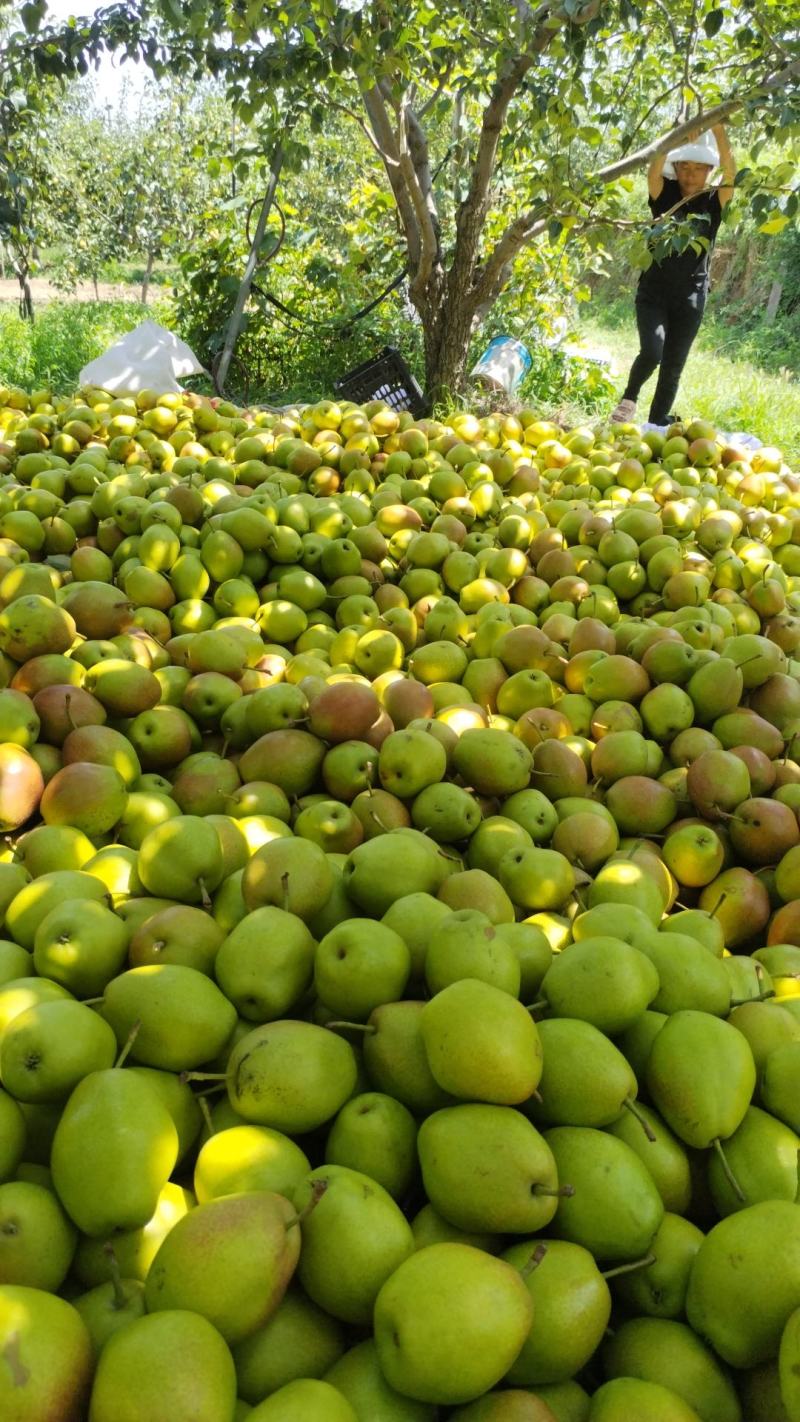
left=647, top=150, right=667, bottom=200
left=712, top=122, right=736, bottom=207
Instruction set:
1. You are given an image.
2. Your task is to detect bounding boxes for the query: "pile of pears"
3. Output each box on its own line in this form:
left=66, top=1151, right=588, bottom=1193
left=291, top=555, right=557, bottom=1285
left=0, top=381, right=800, bottom=1420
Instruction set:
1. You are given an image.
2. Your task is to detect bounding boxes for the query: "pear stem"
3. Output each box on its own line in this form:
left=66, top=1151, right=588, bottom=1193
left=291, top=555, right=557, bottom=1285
left=713, top=1137, right=746, bottom=1203
left=102, top=1243, right=129, bottom=1311
left=180, top=1070, right=228, bottom=1083
left=284, top=1177, right=328, bottom=1230
left=325, top=1021, right=377, bottom=1035
left=533, top=1182, right=575, bottom=1199
left=519, top=1242, right=548, bottom=1280
left=281, top=871, right=291, bottom=914
left=198, top=1095, right=216, bottom=1138
left=114, top=1020, right=141, bottom=1070
left=525, top=1000, right=547, bottom=1015
left=198, top=878, right=212, bottom=911
left=602, top=1253, right=657, bottom=1280
left=623, top=1097, right=657, bottom=1142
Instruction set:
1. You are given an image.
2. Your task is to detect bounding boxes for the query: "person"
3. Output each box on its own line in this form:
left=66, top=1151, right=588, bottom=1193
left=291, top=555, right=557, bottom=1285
left=610, top=122, right=736, bottom=426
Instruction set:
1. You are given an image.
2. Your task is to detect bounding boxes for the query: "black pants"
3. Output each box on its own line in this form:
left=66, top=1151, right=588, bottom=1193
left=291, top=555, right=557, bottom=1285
left=622, top=285, right=706, bottom=423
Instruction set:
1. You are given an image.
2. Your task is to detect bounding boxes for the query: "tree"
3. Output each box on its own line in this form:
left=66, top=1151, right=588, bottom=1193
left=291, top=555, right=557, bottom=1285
left=9, top=0, right=800, bottom=393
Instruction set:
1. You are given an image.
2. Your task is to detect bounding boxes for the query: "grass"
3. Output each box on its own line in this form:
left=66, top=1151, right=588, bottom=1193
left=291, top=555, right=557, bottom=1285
left=579, top=304, right=800, bottom=461
left=0, top=299, right=173, bottom=392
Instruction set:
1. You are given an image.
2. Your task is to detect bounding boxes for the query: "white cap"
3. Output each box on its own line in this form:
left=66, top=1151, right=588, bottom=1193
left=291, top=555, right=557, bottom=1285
left=663, top=135, right=719, bottom=179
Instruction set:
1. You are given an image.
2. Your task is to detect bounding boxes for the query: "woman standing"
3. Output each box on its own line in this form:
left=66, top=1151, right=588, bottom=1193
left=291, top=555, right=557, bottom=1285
left=611, top=123, right=736, bottom=426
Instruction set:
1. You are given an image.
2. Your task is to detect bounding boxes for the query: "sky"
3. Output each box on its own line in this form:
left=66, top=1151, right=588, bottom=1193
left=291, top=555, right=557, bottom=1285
left=45, top=0, right=147, bottom=109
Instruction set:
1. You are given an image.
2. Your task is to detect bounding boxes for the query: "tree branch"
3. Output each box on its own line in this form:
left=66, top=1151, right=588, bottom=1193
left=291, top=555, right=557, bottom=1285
left=395, top=86, right=439, bottom=296
left=328, top=98, right=385, bottom=158
left=361, top=81, right=421, bottom=272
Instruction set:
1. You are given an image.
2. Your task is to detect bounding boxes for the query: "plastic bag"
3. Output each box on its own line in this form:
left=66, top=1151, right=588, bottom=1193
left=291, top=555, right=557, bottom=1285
left=78, top=320, right=207, bottom=395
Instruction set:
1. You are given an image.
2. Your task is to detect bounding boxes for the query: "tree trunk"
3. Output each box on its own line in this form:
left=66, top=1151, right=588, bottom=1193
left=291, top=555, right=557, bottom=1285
left=93, top=274, right=100, bottom=301
left=420, top=271, right=476, bottom=405
left=141, top=249, right=155, bottom=305
left=16, top=263, right=33, bottom=322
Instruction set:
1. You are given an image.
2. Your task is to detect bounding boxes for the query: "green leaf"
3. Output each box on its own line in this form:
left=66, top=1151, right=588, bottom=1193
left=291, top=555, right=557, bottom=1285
left=759, top=214, right=790, bottom=234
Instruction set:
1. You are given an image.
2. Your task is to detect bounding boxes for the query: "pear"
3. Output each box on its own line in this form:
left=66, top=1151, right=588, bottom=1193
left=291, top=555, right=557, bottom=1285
left=0, top=1088, right=26, bottom=1182
left=421, top=978, right=542, bottom=1104
left=779, top=1307, right=800, bottom=1422
left=74, top=1252, right=146, bottom=1357
left=292, top=1164, right=414, bottom=1324
left=0, top=999, right=117, bottom=1102
left=606, top=1102, right=692, bottom=1214
left=503, top=1238, right=611, bottom=1387
left=51, top=1069, right=179, bottom=1236
left=686, top=1200, right=800, bottom=1367
left=528, top=1018, right=641, bottom=1130
left=222, top=1020, right=358, bottom=1132
left=362, top=1001, right=453, bottom=1114
left=72, top=1181, right=195, bottom=1286
left=315, top=919, right=411, bottom=1020
left=33, top=899, right=130, bottom=996
left=531, top=1382, right=591, bottom=1422
left=449, top=1395, right=559, bottom=1421
left=728, top=1002, right=800, bottom=1083
left=100, top=964, right=237, bottom=1071
left=707, top=1105, right=800, bottom=1215
left=544, top=1126, right=664, bottom=1262
left=588, top=1378, right=702, bottom=1421
left=325, top=1092, right=417, bottom=1199
left=194, top=1124, right=310, bottom=1203
left=242, top=836, right=333, bottom=921
left=639, top=932, right=731, bottom=1016
left=617, top=1010, right=668, bottom=1081
left=612, top=1212, right=704, bottom=1320
left=5, top=869, right=108, bottom=949
left=214, top=907, right=315, bottom=1021
left=0, top=1180, right=76, bottom=1291
left=602, top=1317, right=741, bottom=1422
left=0, top=1284, right=92, bottom=1421
left=343, top=830, right=443, bottom=915
left=541, top=936, right=659, bottom=1033
left=646, top=1011, right=756, bottom=1156
left=246, top=1379, right=357, bottom=1420
left=126, top=1066, right=202, bottom=1164
left=425, top=910, right=521, bottom=995
left=762, top=1041, right=800, bottom=1131
left=137, top=814, right=225, bottom=904
left=87, top=1309, right=237, bottom=1422
left=325, top=1338, right=436, bottom=1421
left=411, top=1203, right=501, bottom=1254
left=232, top=1286, right=344, bottom=1405
left=418, top=1104, right=563, bottom=1234
left=373, top=1242, right=534, bottom=1405
left=145, top=1191, right=301, bottom=1344
left=380, top=892, right=451, bottom=980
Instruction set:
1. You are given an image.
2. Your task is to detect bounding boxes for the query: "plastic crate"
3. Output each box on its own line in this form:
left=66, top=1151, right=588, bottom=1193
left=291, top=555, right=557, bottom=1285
left=334, top=346, right=428, bottom=418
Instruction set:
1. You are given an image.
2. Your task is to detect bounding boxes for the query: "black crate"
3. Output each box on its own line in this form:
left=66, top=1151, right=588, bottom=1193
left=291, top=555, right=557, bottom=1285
left=334, top=346, right=428, bottom=418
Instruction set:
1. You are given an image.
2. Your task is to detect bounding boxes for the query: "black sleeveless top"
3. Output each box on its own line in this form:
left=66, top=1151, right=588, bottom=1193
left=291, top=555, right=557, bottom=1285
left=639, top=177, right=722, bottom=296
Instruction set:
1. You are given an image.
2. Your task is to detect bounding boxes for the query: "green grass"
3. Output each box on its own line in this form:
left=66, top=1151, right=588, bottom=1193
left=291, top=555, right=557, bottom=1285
left=0, top=299, right=174, bottom=392
left=580, top=307, right=800, bottom=462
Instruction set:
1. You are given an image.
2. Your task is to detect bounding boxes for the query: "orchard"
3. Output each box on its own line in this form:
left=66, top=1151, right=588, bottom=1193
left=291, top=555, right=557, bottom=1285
left=0, top=379, right=800, bottom=1420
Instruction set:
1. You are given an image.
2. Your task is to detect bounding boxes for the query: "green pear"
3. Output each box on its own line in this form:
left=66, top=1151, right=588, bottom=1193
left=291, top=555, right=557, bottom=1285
left=0, top=1179, right=76, bottom=1290
left=73, top=1181, right=195, bottom=1286
left=223, top=1021, right=358, bottom=1132
left=0, top=999, right=117, bottom=1102
left=100, top=964, right=237, bottom=1071
left=707, top=1105, right=800, bottom=1216
left=405, top=1160, right=506, bottom=1259
left=145, top=1191, right=301, bottom=1344
left=571, top=902, right=658, bottom=948
left=0, top=862, right=32, bottom=928
left=126, top=1066, right=202, bottom=1164
left=531, top=1381, right=591, bottom=1422
left=606, top=1103, right=692, bottom=1214
left=0, top=976, right=74, bottom=1045
left=541, top=937, right=659, bottom=1033
left=14, top=824, right=95, bottom=877
left=602, top=1317, right=741, bottom=1422
left=325, top=1338, right=436, bottom=1421
left=242, top=836, right=333, bottom=920
left=586, top=859, right=664, bottom=924
left=762, top=1041, right=800, bottom=1131
left=87, top=1309, right=237, bottom=1422
left=373, top=1242, right=533, bottom=1406
left=664, top=909, right=724, bottom=957
left=380, top=893, right=451, bottom=980
left=735, top=1362, right=788, bottom=1422
left=503, top=1238, right=611, bottom=1386
left=467, top=815, right=534, bottom=877
left=51, top=1069, right=179, bottom=1236
left=544, top=1126, right=664, bottom=1262
left=728, top=1002, right=800, bottom=1083
left=214, top=907, right=315, bottom=1021
left=421, top=979, right=542, bottom=1104
left=315, top=920, right=410, bottom=1020
left=137, top=815, right=225, bottom=904
left=5, top=869, right=108, bottom=949
left=292, top=1164, right=414, bottom=1324
left=448, top=1394, right=559, bottom=1420
left=246, top=1379, right=357, bottom=1421
left=344, top=831, right=443, bottom=915
left=453, top=726, right=533, bottom=797
left=646, top=1010, right=756, bottom=1149
left=0, top=939, right=33, bottom=988
left=418, top=1104, right=562, bottom=1234
left=362, top=1001, right=453, bottom=1114
left=325, top=1092, right=417, bottom=1199
left=528, top=1018, right=640, bottom=1131
left=194, top=1125, right=310, bottom=1203
left=74, top=1255, right=146, bottom=1357
left=639, top=932, right=731, bottom=1016
left=612, top=1212, right=704, bottom=1320
left=779, top=1307, right=800, bottom=1422
left=0, top=1088, right=26, bottom=1182
left=686, top=1200, right=800, bottom=1367
left=0, top=1284, right=92, bottom=1421
left=128, top=904, right=225, bottom=975
left=617, top=1010, right=667, bottom=1081
left=588, top=1378, right=702, bottom=1421
left=232, top=1286, right=344, bottom=1405
left=425, top=909, right=521, bottom=996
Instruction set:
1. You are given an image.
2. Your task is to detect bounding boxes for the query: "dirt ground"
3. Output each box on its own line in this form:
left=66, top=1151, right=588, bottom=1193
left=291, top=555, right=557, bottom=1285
left=0, top=278, right=145, bottom=303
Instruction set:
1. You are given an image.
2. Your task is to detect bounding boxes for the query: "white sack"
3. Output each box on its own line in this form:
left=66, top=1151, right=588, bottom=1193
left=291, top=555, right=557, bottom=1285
left=79, top=320, right=207, bottom=394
